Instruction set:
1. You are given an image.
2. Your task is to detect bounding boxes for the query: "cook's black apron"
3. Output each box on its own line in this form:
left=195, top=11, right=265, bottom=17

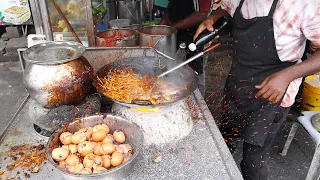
left=169, top=0, right=204, bottom=74
left=222, top=0, right=295, bottom=146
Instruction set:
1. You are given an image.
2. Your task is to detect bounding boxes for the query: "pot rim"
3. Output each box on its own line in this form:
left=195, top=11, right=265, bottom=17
left=139, top=25, right=177, bottom=37
left=23, top=41, right=86, bottom=65
left=96, top=28, right=136, bottom=39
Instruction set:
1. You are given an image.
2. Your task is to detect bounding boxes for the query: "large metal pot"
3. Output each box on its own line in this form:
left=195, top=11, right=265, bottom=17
left=117, top=0, right=146, bottom=25
left=96, top=29, right=137, bottom=47
left=46, top=114, right=143, bottom=180
left=23, top=41, right=94, bottom=109
left=139, top=25, right=177, bottom=57
left=124, top=24, right=143, bottom=45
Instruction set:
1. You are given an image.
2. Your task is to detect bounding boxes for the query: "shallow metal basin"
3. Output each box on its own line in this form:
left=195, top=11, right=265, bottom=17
left=46, top=114, right=143, bottom=180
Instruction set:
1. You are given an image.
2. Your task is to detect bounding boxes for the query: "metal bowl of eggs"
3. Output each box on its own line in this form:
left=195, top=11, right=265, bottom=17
left=46, top=114, right=143, bottom=180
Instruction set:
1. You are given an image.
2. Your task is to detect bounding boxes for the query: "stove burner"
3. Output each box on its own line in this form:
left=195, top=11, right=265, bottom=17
left=131, top=107, right=161, bottom=112
left=112, top=99, right=194, bottom=146
left=29, top=94, right=103, bottom=132
left=33, top=124, right=52, bottom=137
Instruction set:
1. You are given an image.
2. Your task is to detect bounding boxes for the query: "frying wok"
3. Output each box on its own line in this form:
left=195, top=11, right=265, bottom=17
left=93, top=50, right=199, bottom=108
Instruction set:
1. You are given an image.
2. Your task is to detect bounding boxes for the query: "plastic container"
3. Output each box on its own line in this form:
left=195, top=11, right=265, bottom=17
left=301, top=75, right=320, bottom=111
left=109, top=19, right=130, bottom=29
left=175, top=43, right=186, bottom=61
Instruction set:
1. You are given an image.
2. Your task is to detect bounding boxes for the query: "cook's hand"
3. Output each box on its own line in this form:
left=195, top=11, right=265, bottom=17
left=255, top=72, right=291, bottom=104
left=159, top=19, right=167, bottom=25
left=193, top=16, right=215, bottom=41
left=159, top=16, right=169, bottom=25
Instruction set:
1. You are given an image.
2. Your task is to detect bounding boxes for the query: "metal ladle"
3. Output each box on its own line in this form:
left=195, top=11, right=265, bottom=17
left=131, top=42, right=221, bottom=105
left=158, top=42, right=221, bottom=78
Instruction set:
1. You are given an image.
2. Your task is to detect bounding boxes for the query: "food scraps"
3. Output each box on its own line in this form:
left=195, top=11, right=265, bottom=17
left=0, top=144, right=46, bottom=179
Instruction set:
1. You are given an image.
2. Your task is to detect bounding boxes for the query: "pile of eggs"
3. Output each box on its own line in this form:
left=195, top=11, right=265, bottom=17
left=51, top=124, right=133, bottom=174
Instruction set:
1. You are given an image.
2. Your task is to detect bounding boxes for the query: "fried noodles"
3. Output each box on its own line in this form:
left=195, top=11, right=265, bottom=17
left=97, top=69, right=157, bottom=103
left=97, top=68, right=188, bottom=104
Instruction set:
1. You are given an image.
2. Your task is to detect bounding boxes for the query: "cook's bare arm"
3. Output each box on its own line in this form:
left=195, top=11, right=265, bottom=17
left=170, top=12, right=208, bottom=30
left=159, top=2, right=172, bottom=25
left=194, top=8, right=231, bottom=40
left=256, top=49, right=320, bottom=103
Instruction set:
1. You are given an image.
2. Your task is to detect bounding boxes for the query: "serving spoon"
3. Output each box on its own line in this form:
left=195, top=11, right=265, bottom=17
left=158, top=42, right=221, bottom=78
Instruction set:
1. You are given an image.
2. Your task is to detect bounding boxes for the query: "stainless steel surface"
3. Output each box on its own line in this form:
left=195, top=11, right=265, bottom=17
left=124, top=24, right=142, bottom=31
left=93, top=49, right=199, bottom=108
left=3, top=48, right=242, bottom=179
left=105, top=0, right=117, bottom=25
left=148, top=0, right=154, bottom=21
left=124, top=24, right=143, bottom=45
left=139, top=25, right=177, bottom=57
left=23, top=41, right=86, bottom=65
left=117, top=0, right=145, bottom=25
left=20, top=47, right=158, bottom=74
left=96, top=29, right=137, bottom=47
left=46, top=114, right=142, bottom=180
left=18, top=48, right=27, bottom=72
left=0, top=90, right=242, bottom=180
left=40, top=0, right=53, bottom=41
left=22, top=42, right=93, bottom=108
left=29, top=0, right=45, bottom=34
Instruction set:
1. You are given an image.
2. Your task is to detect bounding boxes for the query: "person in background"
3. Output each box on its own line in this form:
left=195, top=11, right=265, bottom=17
left=159, top=0, right=212, bottom=96
left=194, top=0, right=320, bottom=180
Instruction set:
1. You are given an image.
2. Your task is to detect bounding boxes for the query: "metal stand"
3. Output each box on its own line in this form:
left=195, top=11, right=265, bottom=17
left=21, top=25, right=28, bottom=36
left=281, top=122, right=299, bottom=156
left=149, top=0, right=153, bottom=20
left=281, top=111, right=320, bottom=180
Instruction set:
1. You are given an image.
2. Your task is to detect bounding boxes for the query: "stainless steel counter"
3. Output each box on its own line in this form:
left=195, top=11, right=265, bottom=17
left=0, top=47, right=242, bottom=179
left=0, top=90, right=242, bottom=180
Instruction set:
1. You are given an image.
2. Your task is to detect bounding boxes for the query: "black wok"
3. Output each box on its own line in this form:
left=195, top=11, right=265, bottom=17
left=93, top=50, right=199, bottom=108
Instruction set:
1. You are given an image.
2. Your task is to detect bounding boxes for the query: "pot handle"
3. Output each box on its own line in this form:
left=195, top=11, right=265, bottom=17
left=143, top=48, right=158, bottom=60
left=131, top=99, right=153, bottom=105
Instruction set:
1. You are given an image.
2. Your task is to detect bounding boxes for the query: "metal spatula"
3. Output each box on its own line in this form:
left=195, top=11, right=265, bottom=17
left=158, top=42, right=221, bottom=78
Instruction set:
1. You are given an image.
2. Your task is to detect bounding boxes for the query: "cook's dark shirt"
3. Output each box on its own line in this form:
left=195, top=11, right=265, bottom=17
left=168, top=0, right=212, bottom=23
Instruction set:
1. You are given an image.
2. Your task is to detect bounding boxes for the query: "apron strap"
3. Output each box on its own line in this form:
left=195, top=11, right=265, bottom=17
left=238, top=0, right=246, bottom=9
left=268, top=0, right=280, bottom=17
left=233, top=0, right=245, bottom=15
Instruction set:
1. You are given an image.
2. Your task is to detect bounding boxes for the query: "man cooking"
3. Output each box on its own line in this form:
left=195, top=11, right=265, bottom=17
left=159, top=0, right=212, bottom=95
left=194, top=0, right=320, bottom=180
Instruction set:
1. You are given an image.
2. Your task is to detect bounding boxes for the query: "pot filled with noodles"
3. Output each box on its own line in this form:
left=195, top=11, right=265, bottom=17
left=93, top=49, right=199, bottom=108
